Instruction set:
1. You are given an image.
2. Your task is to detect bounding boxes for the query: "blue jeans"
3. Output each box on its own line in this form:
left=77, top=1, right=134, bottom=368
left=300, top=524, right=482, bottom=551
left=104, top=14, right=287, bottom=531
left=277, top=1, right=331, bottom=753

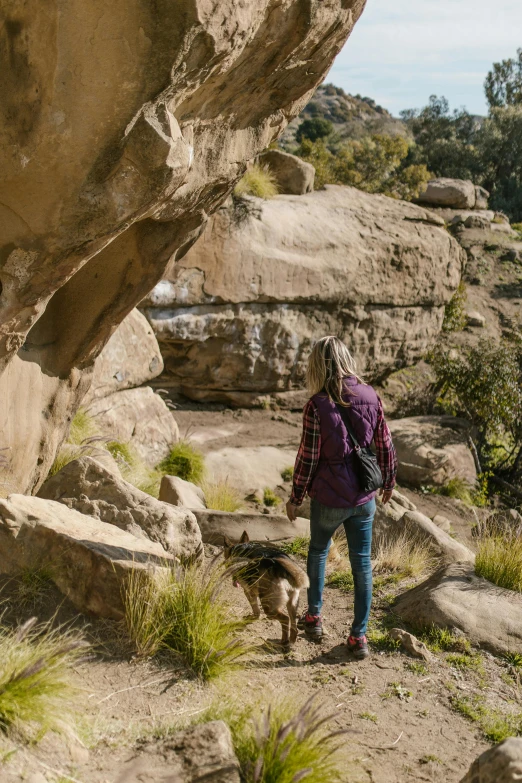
left=307, top=497, right=375, bottom=637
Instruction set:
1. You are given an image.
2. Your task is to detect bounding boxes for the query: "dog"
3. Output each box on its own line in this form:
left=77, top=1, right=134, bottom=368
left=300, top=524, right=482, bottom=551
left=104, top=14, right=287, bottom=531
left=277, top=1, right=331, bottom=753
left=223, top=531, right=309, bottom=648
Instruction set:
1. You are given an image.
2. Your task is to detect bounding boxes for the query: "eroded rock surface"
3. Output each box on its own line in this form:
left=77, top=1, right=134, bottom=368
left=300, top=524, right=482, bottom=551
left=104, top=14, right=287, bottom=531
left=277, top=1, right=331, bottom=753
left=388, top=416, right=477, bottom=488
left=0, top=493, right=174, bottom=618
left=0, top=0, right=364, bottom=492
left=460, top=738, right=522, bottom=783
left=37, top=457, right=202, bottom=560
left=142, top=186, right=464, bottom=401
left=395, top=563, right=522, bottom=655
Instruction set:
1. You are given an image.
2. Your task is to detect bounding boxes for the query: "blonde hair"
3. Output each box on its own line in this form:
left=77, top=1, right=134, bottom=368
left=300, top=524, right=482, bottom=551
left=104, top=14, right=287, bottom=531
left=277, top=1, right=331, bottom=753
left=306, top=336, right=364, bottom=406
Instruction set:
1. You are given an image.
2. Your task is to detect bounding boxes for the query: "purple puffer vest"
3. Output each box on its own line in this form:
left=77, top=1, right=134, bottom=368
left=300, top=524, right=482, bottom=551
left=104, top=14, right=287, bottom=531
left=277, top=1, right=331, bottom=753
left=308, top=376, right=380, bottom=508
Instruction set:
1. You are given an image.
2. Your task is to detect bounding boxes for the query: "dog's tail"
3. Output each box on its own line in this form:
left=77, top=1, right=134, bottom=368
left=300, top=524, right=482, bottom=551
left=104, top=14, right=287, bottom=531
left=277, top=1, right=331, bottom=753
left=276, top=557, right=310, bottom=589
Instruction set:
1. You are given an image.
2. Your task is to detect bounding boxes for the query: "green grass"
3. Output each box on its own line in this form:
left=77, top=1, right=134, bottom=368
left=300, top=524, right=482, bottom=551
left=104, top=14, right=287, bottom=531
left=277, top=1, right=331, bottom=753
left=406, top=662, right=428, bottom=676
left=451, top=694, right=522, bottom=742
left=367, top=628, right=401, bottom=653
left=0, top=618, right=86, bottom=740
left=107, top=440, right=162, bottom=497
left=263, top=488, right=281, bottom=507
left=446, top=653, right=484, bottom=672
left=359, top=711, right=378, bottom=723
left=280, top=536, right=310, bottom=558
left=197, top=695, right=347, bottom=783
left=431, top=477, right=474, bottom=505
left=122, top=564, right=251, bottom=681
left=68, top=408, right=98, bottom=445
left=280, top=466, right=294, bottom=482
left=475, top=533, right=522, bottom=592
left=12, top=568, right=55, bottom=607
left=504, top=651, right=522, bottom=669
left=157, top=441, right=205, bottom=485
left=327, top=569, right=354, bottom=592
left=419, top=625, right=471, bottom=653
left=202, top=480, right=243, bottom=512
left=234, top=164, right=279, bottom=200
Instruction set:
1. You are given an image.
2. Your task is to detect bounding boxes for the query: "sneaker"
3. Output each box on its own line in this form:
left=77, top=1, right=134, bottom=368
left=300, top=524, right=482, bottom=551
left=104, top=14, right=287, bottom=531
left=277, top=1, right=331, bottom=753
left=303, top=613, right=323, bottom=640
left=347, top=634, right=369, bottom=660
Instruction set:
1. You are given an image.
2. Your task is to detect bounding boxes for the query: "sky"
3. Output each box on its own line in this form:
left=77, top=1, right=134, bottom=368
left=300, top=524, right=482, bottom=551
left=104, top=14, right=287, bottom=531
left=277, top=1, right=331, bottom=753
left=328, top=0, right=522, bottom=117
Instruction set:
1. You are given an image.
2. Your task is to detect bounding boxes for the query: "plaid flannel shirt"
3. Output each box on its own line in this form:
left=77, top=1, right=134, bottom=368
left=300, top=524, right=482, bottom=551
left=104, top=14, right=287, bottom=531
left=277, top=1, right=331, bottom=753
left=289, top=397, right=397, bottom=506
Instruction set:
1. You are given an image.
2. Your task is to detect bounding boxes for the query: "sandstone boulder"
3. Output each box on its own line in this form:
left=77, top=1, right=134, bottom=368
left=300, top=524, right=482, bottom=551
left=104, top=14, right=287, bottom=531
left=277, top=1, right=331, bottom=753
left=38, top=457, right=202, bottom=561
left=193, top=509, right=309, bottom=545
left=86, top=309, right=163, bottom=403
left=0, top=494, right=174, bottom=618
left=460, top=738, right=522, bottom=783
left=0, top=0, right=362, bottom=493
left=418, top=178, right=477, bottom=209
left=395, top=563, right=522, bottom=655
left=466, top=310, right=486, bottom=327
left=160, top=475, right=206, bottom=510
left=115, top=721, right=240, bottom=783
left=257, top=149, right=315, bottom=194
left=87, top=387, right=178, bottom=467
left=142, top=186, right=463, bottom=399
left=373, top=503, right=474, bottom=565
left=474, top=185, right=490, bottom=210
left=388, top=416, right=477, bottom=487
left=432, top=514, right=452, bottom=533
left=204, top=447, right=296, bottom=495
left=464, top=214, right=490, bottom=230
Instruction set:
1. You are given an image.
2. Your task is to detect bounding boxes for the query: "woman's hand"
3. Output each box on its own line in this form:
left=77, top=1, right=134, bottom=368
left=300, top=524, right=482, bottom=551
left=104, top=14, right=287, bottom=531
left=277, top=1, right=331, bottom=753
left=286, top=500, right=299, bottom=521
left=380, top=488, right=393, bottom=505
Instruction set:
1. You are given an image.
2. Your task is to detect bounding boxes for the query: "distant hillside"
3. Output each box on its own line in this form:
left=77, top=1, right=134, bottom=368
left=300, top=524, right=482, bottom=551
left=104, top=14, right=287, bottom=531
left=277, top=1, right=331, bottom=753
left=280, top=83, right=408, bottom=150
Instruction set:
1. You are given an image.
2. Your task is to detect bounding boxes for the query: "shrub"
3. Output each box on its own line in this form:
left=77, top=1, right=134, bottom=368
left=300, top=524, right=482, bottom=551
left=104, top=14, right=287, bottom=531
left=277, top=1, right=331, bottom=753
left=280, top=466, right=294, bottom=482
left=442, top=282, right=467, bottom=333
left=263, top=488, right=280, bottom=507
left=296, top=117, right=334, bottom=143
left=200, top=695, right=347, bottom=783
left=234, top=164, right=279, bottom=199
left=122, top=564, right=251, bottom=681
left=203, top=480, right=243, bottom=512
left=475, top=533, right=522, bottom=592
left=0, top=618, right=86, bottom=740
left=157, top=441, right=205, bottom=485
left=431, top=477, right=474, bottom=505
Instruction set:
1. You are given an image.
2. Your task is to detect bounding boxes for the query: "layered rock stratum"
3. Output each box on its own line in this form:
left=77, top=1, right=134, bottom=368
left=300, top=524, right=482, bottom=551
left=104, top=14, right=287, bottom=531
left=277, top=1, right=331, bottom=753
left=142, top=186, right=465, bottom=403
left=0, top=0, right=365, bottom=493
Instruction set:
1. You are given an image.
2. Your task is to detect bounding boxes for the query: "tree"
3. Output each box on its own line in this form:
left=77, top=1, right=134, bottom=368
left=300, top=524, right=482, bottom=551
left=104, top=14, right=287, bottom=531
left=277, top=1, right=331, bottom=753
left=400, top=95, right=481, bottom=181
left=477, top=105, right=522, bottom=220
left=485, top=48, right=522, bottom=109
left=295, top=118, right=333, bottom=143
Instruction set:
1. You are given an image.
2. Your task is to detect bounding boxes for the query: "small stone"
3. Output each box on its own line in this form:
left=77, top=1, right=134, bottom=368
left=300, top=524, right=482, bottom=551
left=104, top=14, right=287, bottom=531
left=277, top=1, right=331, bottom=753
left=389, top=628, right=433, bottom=661
left=466, top=310, right=486, bottom=327
left=432, top=514, right=452, bottom=533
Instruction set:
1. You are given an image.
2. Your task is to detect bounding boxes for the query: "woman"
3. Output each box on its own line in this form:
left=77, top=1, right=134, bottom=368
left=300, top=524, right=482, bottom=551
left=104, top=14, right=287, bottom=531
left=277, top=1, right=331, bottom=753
left=286, top=336, right=397, bottom=659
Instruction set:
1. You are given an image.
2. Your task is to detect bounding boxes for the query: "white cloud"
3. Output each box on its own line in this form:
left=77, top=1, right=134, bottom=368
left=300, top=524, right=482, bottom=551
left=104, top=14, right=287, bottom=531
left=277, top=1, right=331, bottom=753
left=329, top=0, right=522, bottom=115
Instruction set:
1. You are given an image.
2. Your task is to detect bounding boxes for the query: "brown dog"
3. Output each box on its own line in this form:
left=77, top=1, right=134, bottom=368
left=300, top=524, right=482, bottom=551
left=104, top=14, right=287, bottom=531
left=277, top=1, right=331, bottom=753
left=223, top=531, right=309, bottom=648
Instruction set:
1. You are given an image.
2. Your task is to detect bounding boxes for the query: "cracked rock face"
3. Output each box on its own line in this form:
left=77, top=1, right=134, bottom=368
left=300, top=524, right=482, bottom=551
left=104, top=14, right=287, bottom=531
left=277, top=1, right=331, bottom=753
left=141, top=186, right=464, bottom=403
left=0, top=0, right=365, bottom=493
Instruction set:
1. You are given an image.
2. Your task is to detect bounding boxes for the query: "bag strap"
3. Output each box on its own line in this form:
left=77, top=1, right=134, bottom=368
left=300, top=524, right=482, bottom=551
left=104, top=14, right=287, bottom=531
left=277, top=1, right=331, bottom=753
left=334, top=402, right=361, bottom=452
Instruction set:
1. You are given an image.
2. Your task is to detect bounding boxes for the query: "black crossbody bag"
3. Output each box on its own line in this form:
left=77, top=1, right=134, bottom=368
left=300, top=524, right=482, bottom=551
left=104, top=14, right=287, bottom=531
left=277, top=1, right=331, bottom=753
left=335, top=403, right=383, bottom=494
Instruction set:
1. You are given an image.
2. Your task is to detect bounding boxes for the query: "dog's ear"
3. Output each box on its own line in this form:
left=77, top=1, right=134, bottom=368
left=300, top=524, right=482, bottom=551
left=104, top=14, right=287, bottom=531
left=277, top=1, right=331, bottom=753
left=223, top=535, right=233, bottom=548
left=240, top=530, right=250, bottom=543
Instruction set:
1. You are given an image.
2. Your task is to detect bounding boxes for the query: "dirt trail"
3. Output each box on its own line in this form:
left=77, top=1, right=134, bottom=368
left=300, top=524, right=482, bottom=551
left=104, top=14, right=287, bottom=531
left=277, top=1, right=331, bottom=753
left=2, top=405, right=510, bottom=783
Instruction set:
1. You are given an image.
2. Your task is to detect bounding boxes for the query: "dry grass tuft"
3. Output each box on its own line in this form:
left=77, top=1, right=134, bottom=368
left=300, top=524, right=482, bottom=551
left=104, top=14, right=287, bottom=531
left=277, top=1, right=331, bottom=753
left=122, top=564, right=251, bottom=681
left=0, top=618, right=87, bottom=741
left=203, top=480, right=243, bottom=512
left=107, top=440, right=162, bottom=497
left=372, top=530, right=433, bottom=580
left=234, top=164, right=279, bottom=199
